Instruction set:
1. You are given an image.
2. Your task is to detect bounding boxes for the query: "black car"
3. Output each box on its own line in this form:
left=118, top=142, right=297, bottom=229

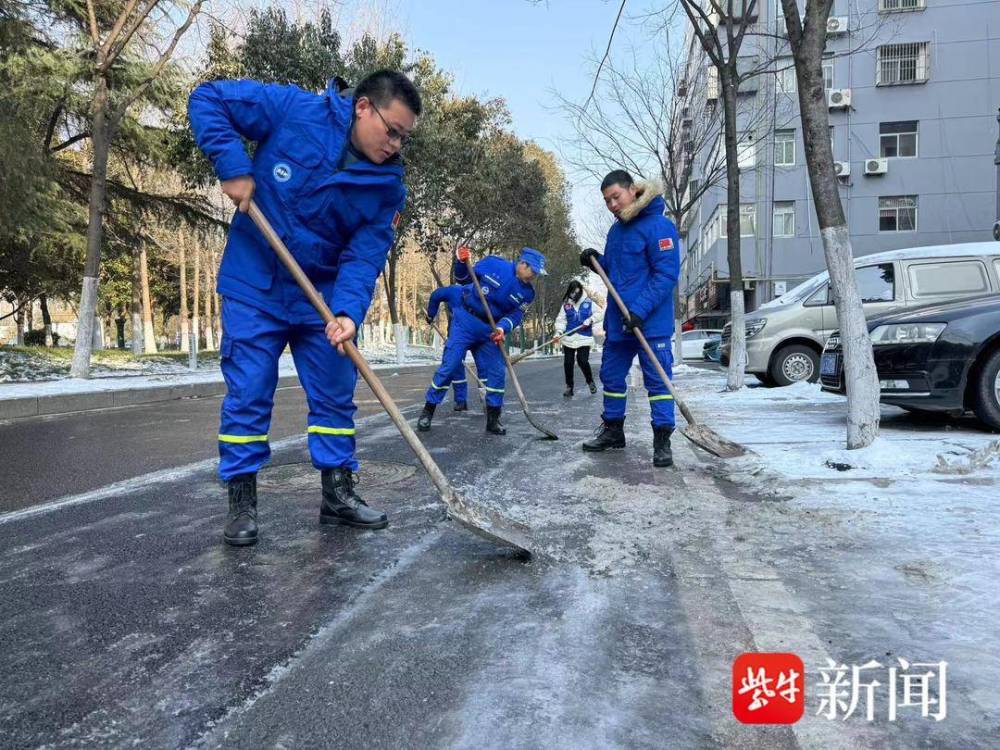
left=820, top=294, right=1000, bottom=430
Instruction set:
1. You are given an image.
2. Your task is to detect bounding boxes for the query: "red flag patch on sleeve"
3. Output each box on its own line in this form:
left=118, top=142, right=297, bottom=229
left=391, top=211, right=402, bottom=231
left=658, top=237, right=674, bottom=251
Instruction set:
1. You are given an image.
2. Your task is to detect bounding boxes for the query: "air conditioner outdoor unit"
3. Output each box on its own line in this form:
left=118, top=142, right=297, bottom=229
left=833, top=161, right=851, bottom=178
left=826, top=16, right=848, bottom=34
left=865, top=158, right=888, bottom=175
left=827, top=88, right=852, bottom=108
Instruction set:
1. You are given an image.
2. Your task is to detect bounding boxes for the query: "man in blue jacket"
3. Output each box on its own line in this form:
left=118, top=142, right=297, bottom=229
left=417, top=245, right=545, bottom=435
left=580, top=170, right=680, bottom=467
left=424, top=285, right=488, bottom=411
left=188, top=70, right=421, bottom=547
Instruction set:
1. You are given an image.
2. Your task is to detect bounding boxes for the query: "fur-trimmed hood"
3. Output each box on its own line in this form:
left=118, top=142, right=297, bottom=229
left=618, top=180, right=664, bottom=223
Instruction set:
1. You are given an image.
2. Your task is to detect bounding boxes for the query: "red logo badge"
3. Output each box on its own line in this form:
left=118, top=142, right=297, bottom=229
left=732, top=653, right=805, bottom=724
left=391, top=211, right=402, bottom=230
left=658, top=237, right=674, bottom=251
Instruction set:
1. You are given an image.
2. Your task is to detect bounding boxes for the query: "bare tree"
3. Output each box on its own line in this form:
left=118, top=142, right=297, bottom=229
left=70, top=0, right=205, bottom=377
left=780, top=0, right=879, bottom=448
left=178, top=230, right=189, bottom=353
left=139, top=242, right=157, bottom=354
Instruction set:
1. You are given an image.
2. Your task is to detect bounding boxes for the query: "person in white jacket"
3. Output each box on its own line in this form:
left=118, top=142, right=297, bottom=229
left=554, top=280, right=605, bottom=398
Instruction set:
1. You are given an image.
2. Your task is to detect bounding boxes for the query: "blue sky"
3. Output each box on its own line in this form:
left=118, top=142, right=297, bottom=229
left=396, top=0, right=647, bottom=245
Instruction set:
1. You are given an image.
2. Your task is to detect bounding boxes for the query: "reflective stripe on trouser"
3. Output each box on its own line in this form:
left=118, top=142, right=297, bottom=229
left=598, top=335, right=676, bottom=428
left=426, top=309, right=505, bottom=408
left=219, top=297, right=359, bottom=481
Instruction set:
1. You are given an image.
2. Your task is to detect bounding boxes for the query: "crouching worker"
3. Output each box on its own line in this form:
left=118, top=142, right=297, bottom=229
left=581, top=170, right=680, bottom=467
left=417, top=245, right=545, bottom=435
left=188, top=69, right=421, bottom=547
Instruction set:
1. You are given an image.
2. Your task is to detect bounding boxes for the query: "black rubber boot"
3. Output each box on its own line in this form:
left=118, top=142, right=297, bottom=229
left=320, top=468, right=388, bottom=529
left=563, top=386, right=574, bottom=398
left=224, top=473, right=258, bottom=547
left=485, top=406, right=507, bottom=435
left=588, top=381, right=598, bottom=395
left=653, top=426, right=674, bottom=467
left=417, top=402, right=435, bottom=431
left=453, top=401, right=468, bottom=412
left=582, top=419, right=626, bottom=452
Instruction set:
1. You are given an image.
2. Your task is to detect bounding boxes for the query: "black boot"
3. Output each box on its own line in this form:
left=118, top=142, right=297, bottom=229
left=582, top=419, right=626, bottom=452
left=485, top=405, right=507, bottom=435
left=563, top=386, right=573, bottom=398
left=417, top=402, right=435, bottom=431
left=320, top=468, right=388, bottom=529
left=453, top=401, right=468, bottom=412
left=588, top=381, right=598, bottom=395
left=653, top=426, right=674, bottom=467
left=224, top=473, right=258, bottom=547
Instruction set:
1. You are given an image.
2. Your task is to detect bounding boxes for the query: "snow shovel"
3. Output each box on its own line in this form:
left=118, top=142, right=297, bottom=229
left=509, top=322, right=587, bottom=365
left=586, top=257, right=746, bottom=459
left=464, top=255, right=558, bottom=440
left=427, top=317, right=487, bottom=412
left=247, top=201, right=534, bottom=555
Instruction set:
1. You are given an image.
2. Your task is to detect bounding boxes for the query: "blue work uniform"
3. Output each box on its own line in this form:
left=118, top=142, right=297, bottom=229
left=427, top=285, right=488, bottom=404
left=188, top=79, right=406, bottom=480
left=594, top=189, right=680, bottom=428
left=424, top=255, right=535, bottom=409
left=562, top=299, right=594, bottom=338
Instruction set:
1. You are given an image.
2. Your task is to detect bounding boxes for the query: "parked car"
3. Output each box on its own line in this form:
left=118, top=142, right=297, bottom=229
left=681, top=329, right=722, bottom=360
left=720, top=242, right=1000, bottom=387
left=703, top=337, right=721, bottom=363
left=819, top=294, right=1000, bottom=430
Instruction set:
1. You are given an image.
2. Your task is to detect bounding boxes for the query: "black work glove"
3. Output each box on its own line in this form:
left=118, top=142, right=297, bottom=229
left=624, top=312, right=644, bottom=333
left=580, top=247, right=601, bottom=269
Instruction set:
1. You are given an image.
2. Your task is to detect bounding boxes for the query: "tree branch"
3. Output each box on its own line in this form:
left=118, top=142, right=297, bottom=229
left=50, top=132, right=91, bottom=153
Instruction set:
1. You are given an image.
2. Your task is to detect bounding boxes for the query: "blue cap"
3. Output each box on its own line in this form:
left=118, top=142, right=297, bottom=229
left=518, top=246, right=547, bottom=276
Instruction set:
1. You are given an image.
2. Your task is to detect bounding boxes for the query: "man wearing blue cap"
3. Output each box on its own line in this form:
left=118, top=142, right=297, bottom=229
left=417, top=245, right=545, bottom=435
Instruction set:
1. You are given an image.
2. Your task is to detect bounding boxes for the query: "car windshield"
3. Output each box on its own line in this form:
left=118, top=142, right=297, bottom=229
left=759, top=274, right=830, bottom=309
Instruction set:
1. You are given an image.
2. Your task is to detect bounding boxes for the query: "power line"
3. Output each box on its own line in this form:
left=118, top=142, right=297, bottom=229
left=583, top=0, right=627, bottom=111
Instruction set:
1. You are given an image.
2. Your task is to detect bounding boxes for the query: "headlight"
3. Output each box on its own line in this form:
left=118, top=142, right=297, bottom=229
left=745, top=320, right=767, bottom=338
left=869, top=323, right=946, bottom=345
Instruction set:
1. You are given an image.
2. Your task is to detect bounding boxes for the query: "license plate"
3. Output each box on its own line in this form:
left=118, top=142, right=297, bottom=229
left=820, top=353, right=839, bottom=376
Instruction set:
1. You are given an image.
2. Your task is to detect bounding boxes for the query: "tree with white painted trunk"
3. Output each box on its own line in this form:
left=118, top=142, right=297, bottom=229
left=69, top=0, right=205, bottom=378
left=779, top=0, right=879, bottom=448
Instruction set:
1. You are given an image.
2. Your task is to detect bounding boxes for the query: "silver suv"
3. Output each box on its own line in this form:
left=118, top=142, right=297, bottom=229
left=720, top=243, right=1000, bottom=386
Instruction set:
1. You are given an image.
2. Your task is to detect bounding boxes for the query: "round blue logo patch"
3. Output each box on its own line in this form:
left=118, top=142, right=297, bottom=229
left=273, top=162, right=292, bottom=183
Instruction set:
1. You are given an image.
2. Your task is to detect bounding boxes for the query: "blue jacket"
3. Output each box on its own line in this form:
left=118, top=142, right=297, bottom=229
left=427, top=285, right=463, bottom=320
left=561, top=299, right=594, bottom=337
left=595, top=184, right=679, bottom=342
left=188, top=79, right=406, bottom=327
left=454, top=255, right=534, bottom=334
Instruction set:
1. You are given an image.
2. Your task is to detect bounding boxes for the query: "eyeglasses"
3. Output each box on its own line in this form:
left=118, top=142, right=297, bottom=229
left=371, top=104, right=412, bottom=147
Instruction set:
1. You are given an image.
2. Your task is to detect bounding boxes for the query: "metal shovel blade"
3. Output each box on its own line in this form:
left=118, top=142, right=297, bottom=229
left=681, top=423, right=747, bottom=459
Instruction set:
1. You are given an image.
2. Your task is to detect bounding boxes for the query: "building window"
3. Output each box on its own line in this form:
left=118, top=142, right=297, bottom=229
left=879, top=0, right=925, bottom=12
left=777, top=59, right=796, bottom=94
left=773, top=202, right=795, bottom=237
left=879, top=121, right=918, bottom=158
left=876, top=42, right=930, bottom=85
left=739, top=204, right=757, bottom=236
left=738, top=136, right=756, bottom=169
left=705, top=204, right=757, bottom=242
left=829, top=125, right=835, bottom=155
left=823, top=61, right=834, bottom=90
left=707, top=65, right=719, bottom=100
left=774, top=129, right=795, bottom=166
left=879, top=195, right=918, bottom=232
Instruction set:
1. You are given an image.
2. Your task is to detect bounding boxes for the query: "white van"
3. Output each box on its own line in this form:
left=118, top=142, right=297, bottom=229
left=720, top=242, right=1000, bottom=386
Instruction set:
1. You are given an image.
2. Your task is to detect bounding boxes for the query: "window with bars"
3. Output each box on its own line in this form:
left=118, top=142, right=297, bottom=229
left=773, top=202, right=795, bottom=237
left=879, top=196, right=918, bottom=232
left=880, top=121, right=918, bottom=158
left=879, top=0, right=925, bottom=12
left=707, top=66, right=720, bottom=100
left=876, top=43, right=929, bottom=85
left=774, top=130, right=795, bottom=166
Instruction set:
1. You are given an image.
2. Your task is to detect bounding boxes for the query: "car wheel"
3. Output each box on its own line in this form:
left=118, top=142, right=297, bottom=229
left=972, top=348, right=1000, bottom=431
left=769, top=345, right=820, bottom=387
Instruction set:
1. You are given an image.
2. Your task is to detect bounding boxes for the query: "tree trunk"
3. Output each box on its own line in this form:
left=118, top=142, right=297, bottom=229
left=721, top=67, right=746, bottom=391
left=25, top=300, right=34, bottom=335
left=130, top=246, right=143, bottom=356
left=40, top=294, right=53, bottom=346
left=140, top=243, right=157, bottom=354
left=70, top=74, right=112, bottom=378
left=178, top=234, right=189, bottom=353
left=203, top=254, right=215, bottom=350
left=14, top=305, right=24, bottom=346
left=192, top=245, right=201, bottom=352
left=785, top=0, right=879, bottom=448
left=383, top=245, right=400, bottom=325
left=115, top=315, right=126, bottom=349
